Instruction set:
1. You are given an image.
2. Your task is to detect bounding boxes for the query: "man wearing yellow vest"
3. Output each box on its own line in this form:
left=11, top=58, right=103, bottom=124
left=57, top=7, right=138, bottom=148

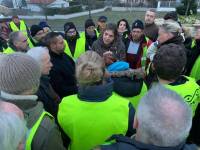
left=152, top=43, right=200, bottom=115
left=0, top=53, right=65, bottom=150
left=184, top=28, right=200, bottom=82
left=80, top=18, right=99, bottom=50
left=152, top=43, right=200, bottom=145
left=3, top=31, right=29, bottom=54
left=58, top=51, right=135, bottom=150
left=64, top=22, right=85, bottom=60
left=125, top=20, right=152, bottom=70
left=9, top=15, right=34, bottom=48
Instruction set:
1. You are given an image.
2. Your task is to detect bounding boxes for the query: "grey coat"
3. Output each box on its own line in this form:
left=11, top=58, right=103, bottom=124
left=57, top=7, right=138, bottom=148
left=0, top=91, right=65, bottom=150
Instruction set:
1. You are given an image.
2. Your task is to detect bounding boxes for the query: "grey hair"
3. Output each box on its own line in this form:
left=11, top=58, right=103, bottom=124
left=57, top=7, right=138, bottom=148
left=137, top=84, right=192, bottom=147
left=0, top=112, right=27, bottom=150
left=27, top=46, right=49, bottom=69
left=8, top=31, right=22, bottom=48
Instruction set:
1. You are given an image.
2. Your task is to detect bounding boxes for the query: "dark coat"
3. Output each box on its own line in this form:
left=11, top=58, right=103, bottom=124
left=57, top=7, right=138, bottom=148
left=49, top=51, right=77, bottom=99
left=144, top=23, right=159, bottom=42
left=92, top=36, right=126, bottom=61
left=37, top=75, right=60, bottom=117
left=100, top=135, right=198, bottom=150
left=184, top=38, right=200, bottom=76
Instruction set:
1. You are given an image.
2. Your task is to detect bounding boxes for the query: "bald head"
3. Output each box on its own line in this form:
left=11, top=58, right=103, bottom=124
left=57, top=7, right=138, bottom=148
left=135, top=85, right=192, bottom=147
left=0, top=101, right=24, bottom=119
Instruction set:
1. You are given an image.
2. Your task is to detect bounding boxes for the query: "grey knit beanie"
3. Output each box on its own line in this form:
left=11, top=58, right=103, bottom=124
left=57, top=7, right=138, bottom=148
left=0, top=53, right=41, bottom=94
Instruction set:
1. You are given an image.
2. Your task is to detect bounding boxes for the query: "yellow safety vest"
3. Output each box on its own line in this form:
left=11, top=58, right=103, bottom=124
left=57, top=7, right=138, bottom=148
left=191, top=39, right=196, bottom=49
left=58, top=93, right=129, bottom=150
left=165, top=76, right=200, bottom=116
left=10, top=20, right=34, bottom=48
left=80, top=29, right=100, bottom=39
left=25, top=111, right=53, bottom=150
left=190, top=56, right=200, bottom=82
left=64, top=37, right=86, bottom=60
left=141, top=37, right=150, bottom=69
left=3, top=47, right=15, bottom=54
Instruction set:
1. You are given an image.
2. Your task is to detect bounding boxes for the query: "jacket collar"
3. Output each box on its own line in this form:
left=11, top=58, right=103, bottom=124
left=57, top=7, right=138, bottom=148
left=0, top=91, right=43, bottom=128
left=78, top=78, right=113, bottom=102
left=132, top=138, right=186, bottom=150
left=0, top=91, right=37, bottom=101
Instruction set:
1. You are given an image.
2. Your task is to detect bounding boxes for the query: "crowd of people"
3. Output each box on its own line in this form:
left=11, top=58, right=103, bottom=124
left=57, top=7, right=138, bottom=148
left=0, top=9, right=200, bottom=150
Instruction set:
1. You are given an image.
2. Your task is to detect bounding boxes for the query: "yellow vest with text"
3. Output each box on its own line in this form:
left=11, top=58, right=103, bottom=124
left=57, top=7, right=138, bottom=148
left=165, top=76, right=200, bottom=116
left=58, top=93, right=129, bottom=150
left=25, top=111, right=53, bottom=150
left=10, top=20, right=34, bottom=48
left=64, top=37, right=86, bottom=60
left=3, top=47, right=15, bottom=54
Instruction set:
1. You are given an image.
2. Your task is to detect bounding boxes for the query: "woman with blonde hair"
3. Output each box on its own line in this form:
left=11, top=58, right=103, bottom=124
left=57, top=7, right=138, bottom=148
left=57, top=51, right=135, bottom=150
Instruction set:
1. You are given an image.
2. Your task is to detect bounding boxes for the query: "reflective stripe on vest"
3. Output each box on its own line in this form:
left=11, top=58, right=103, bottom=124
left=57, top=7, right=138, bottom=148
left=10, top=20, right=27, bottom=34
left=10, top=20, right=34, bottom=48
left=64, top=37, right=86, bottom=60
left=3, top=47, right=15, bottom=54
left=95, top=29, right=100, bottom=37
left=58, top=92, right=129, bottom=150
left=141, top=37, right=150, bottom=69
left=25, top=111, right=53, bottom=150
left=190, top=56, right=200, bottom=81
left=165, top=76, right=200, bottom=116
left=191, top=39, right=196, bottom=49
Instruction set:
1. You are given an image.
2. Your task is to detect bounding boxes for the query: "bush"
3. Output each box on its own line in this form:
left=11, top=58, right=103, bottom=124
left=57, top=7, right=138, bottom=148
left=179, top=15, right=197, bottom=24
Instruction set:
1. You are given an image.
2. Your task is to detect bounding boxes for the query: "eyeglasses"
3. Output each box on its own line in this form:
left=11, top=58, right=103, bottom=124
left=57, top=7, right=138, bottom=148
left=67, top=30, right=76, bottom=34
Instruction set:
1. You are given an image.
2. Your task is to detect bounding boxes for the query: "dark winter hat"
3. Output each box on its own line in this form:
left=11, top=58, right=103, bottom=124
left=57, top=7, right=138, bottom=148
left=132, top=20, right=144, bottom=30
left=30, top=25, right=43, bottom=37
left=64, top=22, right=76, bottom=33
left=98, top=16, right=107, bottom=22
left=39, top=21, right=50, bottom=29
left=164, top=11, right=178, bottom=21
left=12, top=15, right=19, bottom=19
left=85, top=19, right=95, bottom=29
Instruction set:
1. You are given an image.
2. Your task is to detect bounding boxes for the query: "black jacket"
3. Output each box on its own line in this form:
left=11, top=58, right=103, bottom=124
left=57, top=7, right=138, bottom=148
left=37, top=75, right=59, bottom=117
left=101, top=135, right=198, bottom=150
left=184, top=38, right=200, bottom=76
left=112, top=77, right=145, bottom=97
left=85, top=31, right=98, bottom=50
left=49, top=51, right=77, bottom=99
